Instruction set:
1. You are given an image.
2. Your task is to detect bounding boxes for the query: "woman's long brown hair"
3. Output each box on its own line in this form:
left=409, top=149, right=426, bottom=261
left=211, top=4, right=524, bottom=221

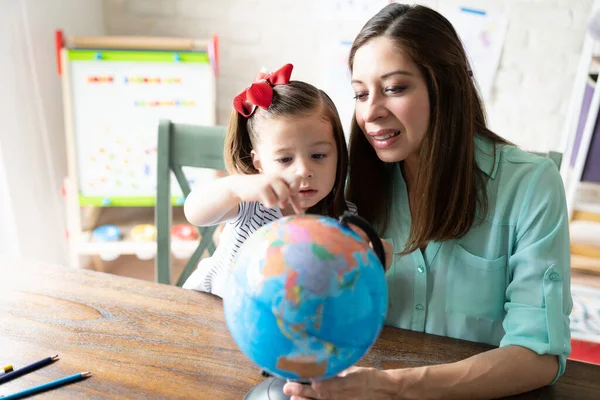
left=224, top=81, right=349, bottom=218
left=346, top=3, right=509, bottom=254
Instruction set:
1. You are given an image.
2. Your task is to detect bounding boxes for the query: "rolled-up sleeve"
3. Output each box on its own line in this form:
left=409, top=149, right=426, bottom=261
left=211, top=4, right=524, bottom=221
left=501, top=158, right=572, bottom=383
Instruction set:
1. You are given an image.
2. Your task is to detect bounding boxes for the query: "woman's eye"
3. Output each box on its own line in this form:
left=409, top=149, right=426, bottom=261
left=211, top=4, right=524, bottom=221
left=353, top=92, right=367, bottom=101
left=312, top=154, right=326, bottom=160
left=385, top=86, right=407, bottom=94
left=277, top=157, right=292, bottom=164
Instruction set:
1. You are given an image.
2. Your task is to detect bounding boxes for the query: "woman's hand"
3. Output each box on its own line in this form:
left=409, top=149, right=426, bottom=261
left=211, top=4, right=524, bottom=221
left=283, top=367, right=395, bottom=400
left=380, top=238, right=394, bottom=271
left=232, top=173, right=302, bottom=214
left=348, top=224, right=395, bottom=271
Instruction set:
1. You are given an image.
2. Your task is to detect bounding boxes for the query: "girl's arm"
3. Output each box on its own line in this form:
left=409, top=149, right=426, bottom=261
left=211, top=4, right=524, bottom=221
left=184, top=175, right=243, bottom=227
left=184, top=173, right=302, bottom=227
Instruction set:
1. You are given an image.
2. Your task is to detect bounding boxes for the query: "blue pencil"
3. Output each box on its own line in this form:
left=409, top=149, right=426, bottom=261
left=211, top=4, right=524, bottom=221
left=0, top=372, right=91, bottom=399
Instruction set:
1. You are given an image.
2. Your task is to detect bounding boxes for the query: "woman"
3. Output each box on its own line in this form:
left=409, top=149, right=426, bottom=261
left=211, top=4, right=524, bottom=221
left=284, top=3, right=571, bottom=399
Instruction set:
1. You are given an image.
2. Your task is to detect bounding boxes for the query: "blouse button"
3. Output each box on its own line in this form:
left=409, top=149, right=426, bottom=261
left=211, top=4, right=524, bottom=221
left=549, top=272, right=560, bottom=281
left=415, top=304, right=424, bottom=311
left=417, top=265, right=425, bottom=273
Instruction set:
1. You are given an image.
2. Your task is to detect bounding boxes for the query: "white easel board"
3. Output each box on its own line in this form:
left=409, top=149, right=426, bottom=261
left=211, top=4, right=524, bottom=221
left=64, top=49, right=216, bottom=206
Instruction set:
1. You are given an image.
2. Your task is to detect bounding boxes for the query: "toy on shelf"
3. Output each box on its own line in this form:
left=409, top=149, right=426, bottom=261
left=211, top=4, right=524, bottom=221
left=170, top=224, right=199, bottom=241
left=130, top=224, right=157, bottom=260
left=92, top=224, right=121, bottom=241
left=130, top=224, right=157, bottom=242
left=92, top=224, right=122, bottom=261
left=170, top=224, right=200, bottom=259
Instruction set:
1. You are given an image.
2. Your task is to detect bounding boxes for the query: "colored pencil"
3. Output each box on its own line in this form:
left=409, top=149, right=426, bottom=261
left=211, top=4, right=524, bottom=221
left=0, top=355, right=58, bottom=385
left=0, top=372, right=91, bottom=399
left=0, top=365, right=12, bottom=375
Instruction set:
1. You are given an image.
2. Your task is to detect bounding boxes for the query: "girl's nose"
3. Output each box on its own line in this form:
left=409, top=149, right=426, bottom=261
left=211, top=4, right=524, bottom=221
left=296, top=159, right=314, bottom=178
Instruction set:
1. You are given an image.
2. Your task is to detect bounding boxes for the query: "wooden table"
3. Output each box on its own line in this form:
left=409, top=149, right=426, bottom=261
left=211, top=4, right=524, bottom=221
left=0, top=260, right=598, bottom=399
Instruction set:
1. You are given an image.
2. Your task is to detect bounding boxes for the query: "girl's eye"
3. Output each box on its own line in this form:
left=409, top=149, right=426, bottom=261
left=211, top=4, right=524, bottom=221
left=277, top=157, right=292, bottom=164
left=385, top=86, right=407, bottom=94
left=353, top=92, right=367, bottom=101
left=312, top=154, right=326, bottom=160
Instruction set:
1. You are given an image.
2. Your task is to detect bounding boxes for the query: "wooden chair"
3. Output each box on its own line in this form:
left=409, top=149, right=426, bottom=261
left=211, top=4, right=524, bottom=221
left=156, top=120, right=226, bottom=285
left=532, top=151, right=563, bottom=169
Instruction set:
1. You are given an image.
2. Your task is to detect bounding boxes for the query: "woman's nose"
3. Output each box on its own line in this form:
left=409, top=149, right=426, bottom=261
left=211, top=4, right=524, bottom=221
left=362, top=96, right=387, bottom=122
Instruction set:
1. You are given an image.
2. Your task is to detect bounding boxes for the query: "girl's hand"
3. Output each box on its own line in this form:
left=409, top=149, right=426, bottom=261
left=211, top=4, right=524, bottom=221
left=283, top=366, right=395, bottom=400
left=232, top=174, right=303, bottom=214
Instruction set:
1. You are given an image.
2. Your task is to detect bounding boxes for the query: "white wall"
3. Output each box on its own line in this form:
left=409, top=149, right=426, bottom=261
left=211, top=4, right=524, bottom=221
left=103, top=0, right=592, bottom=152
left=0, top=0, right=104, bottom=265
left=0, top=142, right=19, bottom=260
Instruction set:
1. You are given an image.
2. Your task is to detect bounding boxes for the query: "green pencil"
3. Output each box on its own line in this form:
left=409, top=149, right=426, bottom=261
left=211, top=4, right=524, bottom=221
left=1, top=372, right=91, bottom=399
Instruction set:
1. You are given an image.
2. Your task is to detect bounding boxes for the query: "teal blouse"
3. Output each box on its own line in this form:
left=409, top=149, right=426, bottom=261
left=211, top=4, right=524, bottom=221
left=383, top=136, right=572, bottom=382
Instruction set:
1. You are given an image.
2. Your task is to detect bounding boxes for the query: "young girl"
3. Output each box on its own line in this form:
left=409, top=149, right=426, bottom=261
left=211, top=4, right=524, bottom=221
left=182, top=63, right=357, bottom=298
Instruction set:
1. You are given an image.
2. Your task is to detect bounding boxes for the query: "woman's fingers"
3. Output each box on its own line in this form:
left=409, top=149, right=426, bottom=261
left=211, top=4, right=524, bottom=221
left=381, top=238, right=394, bottom=270
left=284, top=382, right=319, bottom=399
left=368, top=239, right=394, bottom=270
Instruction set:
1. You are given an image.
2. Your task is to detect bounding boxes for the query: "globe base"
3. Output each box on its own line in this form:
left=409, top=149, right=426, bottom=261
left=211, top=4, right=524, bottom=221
left=243, top=377, right=290, bottom=400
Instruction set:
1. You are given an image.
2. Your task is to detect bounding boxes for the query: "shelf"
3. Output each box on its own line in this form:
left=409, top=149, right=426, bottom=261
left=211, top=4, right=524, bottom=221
left=575, top=183, right=600, bottom=214
left=592, top=55, right=600, bottom=73
left=77, top=238, right=200, bottom=256
left=91, top=254, right=188, bottom=282
left=570, top=206, right=600, bottom=273
left=571, top=220, right=600, bottom=247
left=571, top=254, right=600, bottom=275
left=75, top=206, right=220, bottom=259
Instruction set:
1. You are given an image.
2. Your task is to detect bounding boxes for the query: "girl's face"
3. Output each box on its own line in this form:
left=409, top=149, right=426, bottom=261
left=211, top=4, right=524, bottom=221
left=251, top=110, right=338, bottom=211
left=351, top=36, right=430, bottom=165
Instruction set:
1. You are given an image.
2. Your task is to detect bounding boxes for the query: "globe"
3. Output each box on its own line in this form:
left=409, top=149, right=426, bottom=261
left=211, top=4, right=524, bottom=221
left=223, top=213, right=388, bottom=383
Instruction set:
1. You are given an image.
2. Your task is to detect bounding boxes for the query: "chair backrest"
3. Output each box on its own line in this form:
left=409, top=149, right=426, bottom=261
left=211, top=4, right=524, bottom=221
left=155, top=120, right=226, bottom=285
left=531, top=151, right=563, bottom=170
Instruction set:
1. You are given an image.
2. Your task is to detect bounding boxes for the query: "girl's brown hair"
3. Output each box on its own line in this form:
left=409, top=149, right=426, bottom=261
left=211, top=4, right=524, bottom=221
left=346, top=3, right=509, bottom=254
left=224, top=81, right=349, bottom=218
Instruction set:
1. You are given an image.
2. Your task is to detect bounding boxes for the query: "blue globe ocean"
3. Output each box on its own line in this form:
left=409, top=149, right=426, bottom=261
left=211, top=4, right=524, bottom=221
left=223, top=214, right=388, bottom=381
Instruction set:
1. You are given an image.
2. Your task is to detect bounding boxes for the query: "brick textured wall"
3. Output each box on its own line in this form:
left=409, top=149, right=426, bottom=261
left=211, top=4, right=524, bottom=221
left=103, top=0, right=593, bottom=152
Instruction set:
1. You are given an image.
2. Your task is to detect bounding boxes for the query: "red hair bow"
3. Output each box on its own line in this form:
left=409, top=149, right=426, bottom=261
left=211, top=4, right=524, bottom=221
left=233, top=63, right=294, bottom=118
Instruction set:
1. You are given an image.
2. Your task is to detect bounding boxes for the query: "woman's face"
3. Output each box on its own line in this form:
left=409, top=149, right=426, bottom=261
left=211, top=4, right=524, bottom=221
left=351, top=36, right=430, bottom=164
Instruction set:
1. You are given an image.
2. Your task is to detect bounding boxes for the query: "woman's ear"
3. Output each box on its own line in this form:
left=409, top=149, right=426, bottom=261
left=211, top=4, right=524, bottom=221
left=251, top=150, right=263, bottom=173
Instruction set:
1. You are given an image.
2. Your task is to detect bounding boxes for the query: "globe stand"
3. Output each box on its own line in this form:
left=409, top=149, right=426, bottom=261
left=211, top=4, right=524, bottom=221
left=242, top=377, right=290, bottom=400
left=243, top=371, right=311, bottom=400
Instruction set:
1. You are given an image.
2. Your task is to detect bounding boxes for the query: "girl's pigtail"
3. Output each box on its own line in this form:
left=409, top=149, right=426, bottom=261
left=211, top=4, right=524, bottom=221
left=224, top=110, right=257, bottom=175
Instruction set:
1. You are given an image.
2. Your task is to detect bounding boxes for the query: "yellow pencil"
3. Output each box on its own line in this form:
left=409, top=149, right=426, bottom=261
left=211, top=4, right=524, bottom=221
left=1, top=364, right=14, bottom=375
